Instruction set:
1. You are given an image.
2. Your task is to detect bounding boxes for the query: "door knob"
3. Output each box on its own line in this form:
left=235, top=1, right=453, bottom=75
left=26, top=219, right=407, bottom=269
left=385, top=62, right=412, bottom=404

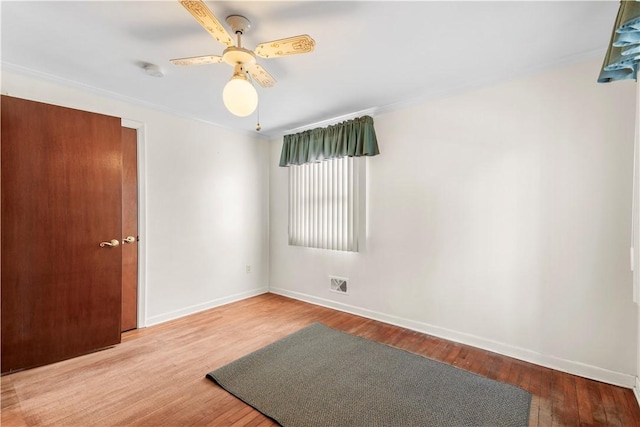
left=122, top=236, right=136, bottom=244
left=99, top=239, right=120, bottom=248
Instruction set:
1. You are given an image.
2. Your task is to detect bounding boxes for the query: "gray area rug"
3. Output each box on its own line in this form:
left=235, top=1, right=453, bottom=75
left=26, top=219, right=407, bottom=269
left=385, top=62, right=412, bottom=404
left=206, top=323, right=531, bottom=426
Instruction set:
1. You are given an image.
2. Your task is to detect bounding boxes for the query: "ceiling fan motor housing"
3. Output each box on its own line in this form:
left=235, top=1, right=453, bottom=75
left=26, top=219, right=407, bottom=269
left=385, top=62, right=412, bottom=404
left=222, top=47, right=256, bottom=67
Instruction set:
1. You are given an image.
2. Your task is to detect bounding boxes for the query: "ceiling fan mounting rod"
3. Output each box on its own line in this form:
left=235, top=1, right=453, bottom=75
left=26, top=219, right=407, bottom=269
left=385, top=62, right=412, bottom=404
left=226, top=15, right=252, bottom=50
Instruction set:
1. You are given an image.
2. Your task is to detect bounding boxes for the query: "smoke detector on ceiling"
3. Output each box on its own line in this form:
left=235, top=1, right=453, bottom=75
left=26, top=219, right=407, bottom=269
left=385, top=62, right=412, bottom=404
left=143, top=63, right=164, bottom=78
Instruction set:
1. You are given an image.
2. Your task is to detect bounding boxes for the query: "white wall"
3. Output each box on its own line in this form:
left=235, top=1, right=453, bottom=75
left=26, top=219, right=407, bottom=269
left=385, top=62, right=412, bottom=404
left=2, top=70, right=270, bottom=326
left=5, top=57, right=637, bottom=388
left=269, top=59, right=638, bottom=386
left=635, top=81, right=640, bottom=399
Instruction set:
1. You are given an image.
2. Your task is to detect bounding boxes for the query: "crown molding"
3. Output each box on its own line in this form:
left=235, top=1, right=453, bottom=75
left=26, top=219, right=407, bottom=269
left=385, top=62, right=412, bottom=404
left=4, top=46, right=604, bottom=143
left=268, top=46, right=605, bottom=140
left=1, top=62, right=270, bottom=141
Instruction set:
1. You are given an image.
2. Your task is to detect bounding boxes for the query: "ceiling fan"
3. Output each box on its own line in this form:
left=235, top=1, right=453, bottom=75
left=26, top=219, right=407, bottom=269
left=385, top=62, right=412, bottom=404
left=171, top=0, right=316, bottom=117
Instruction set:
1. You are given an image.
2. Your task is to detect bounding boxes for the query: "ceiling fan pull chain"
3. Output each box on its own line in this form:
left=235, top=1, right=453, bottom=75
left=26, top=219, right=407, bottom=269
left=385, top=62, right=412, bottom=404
left=256, top=103, right=261, bottom=132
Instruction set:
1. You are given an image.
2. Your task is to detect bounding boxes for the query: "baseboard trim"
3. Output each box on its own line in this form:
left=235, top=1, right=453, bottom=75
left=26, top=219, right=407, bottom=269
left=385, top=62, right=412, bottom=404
left=145, top=287, right=269, bottom=326
left=269, top=287, right=636, bottom=389
left=635, top=377, right=640, bottom=408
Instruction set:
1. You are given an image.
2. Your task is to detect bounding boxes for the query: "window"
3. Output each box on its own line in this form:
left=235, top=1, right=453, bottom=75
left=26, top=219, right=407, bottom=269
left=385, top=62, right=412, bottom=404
left=281, top=115, right=379, bottom=252
left=288, top=156, right=361, bottom=252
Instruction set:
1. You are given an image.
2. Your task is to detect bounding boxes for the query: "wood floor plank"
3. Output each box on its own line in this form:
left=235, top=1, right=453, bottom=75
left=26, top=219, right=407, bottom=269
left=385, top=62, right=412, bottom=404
left=483, top=353, right=505, bottom=381
left=0, top=377, right=29, bottom=427
left=497, top=356, right=514, bottom=384
left=537, top=366, right=554, bottom=427
left=599, top=380, right=623, bottom=426
left=2, top=293, right=638, bottom=426
left=612, top=385, right=638, bottom=426
left=623, top=387, right=640, bottom=426
left=575, top=376, right=595, bottom=425
left=585, top=377, right=607, bottom=425
left=443, top=343, right=464, bottom=366
left=526, top=364, right=542, bottom=427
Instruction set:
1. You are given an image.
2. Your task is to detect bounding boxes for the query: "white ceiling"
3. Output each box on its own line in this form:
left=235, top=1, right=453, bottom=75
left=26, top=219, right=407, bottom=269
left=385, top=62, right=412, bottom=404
left=1, top=1, right=618, bottom=138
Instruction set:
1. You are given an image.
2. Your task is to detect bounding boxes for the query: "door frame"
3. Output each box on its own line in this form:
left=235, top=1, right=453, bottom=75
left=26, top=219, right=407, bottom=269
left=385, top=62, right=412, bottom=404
left=121, top=118, right=147, bottom=328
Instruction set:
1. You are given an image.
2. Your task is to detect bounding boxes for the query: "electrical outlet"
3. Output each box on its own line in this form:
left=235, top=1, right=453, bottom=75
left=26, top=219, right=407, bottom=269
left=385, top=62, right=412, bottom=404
left=246, top=265, right=251, bottom=274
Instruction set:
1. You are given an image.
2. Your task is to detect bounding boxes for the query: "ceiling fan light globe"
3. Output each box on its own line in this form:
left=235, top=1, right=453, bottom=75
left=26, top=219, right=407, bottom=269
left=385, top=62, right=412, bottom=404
left=223, top=78, right=258, bottom=117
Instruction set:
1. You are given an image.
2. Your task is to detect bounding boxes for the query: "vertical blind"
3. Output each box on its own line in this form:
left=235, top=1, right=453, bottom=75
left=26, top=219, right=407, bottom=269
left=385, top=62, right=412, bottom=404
left=598, top=0, right=640, bottom=83
left=288, top=156, right=359, bottom=252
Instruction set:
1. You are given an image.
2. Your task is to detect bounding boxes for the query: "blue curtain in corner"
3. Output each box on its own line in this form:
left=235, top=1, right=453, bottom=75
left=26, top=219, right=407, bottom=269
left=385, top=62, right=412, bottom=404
left=279, top=115, right=380, bottom=167
left=598, top=0, right=640, bottom=83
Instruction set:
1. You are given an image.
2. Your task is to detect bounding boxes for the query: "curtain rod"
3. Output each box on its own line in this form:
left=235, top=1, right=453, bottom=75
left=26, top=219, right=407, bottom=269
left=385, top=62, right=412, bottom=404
left=283, top=105, right=379, bottom=136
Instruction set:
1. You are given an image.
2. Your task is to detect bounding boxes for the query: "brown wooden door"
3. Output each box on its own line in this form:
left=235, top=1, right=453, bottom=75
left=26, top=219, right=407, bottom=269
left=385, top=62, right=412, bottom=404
left=121, top=127, right=138, bottom=332
left=1, top=96, right=123, bottom=373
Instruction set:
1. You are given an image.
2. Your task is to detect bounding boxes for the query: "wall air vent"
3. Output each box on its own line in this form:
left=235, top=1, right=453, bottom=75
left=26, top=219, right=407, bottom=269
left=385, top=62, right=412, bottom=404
left=330, top=276, right=348, bottom=294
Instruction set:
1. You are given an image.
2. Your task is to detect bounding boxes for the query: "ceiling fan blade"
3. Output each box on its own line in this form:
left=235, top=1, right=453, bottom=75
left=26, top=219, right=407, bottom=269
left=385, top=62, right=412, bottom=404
left=254, top=35, right=315, bottom=58
left=248, top=63, right=276, bottom=88
left=170, top=55, right=223, bottom=66
left=179, top=0, right=233, bottom=47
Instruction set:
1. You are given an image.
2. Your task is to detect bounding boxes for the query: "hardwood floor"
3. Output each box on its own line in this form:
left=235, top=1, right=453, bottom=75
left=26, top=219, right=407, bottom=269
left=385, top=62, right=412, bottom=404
left=2, top=293, right=639, bottom=426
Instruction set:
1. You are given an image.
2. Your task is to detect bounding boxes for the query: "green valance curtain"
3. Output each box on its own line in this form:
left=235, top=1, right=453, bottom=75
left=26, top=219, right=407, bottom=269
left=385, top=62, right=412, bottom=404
left=279, top=115, right=380, bottom=167
left=598, top=0, right=640, bottom=83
